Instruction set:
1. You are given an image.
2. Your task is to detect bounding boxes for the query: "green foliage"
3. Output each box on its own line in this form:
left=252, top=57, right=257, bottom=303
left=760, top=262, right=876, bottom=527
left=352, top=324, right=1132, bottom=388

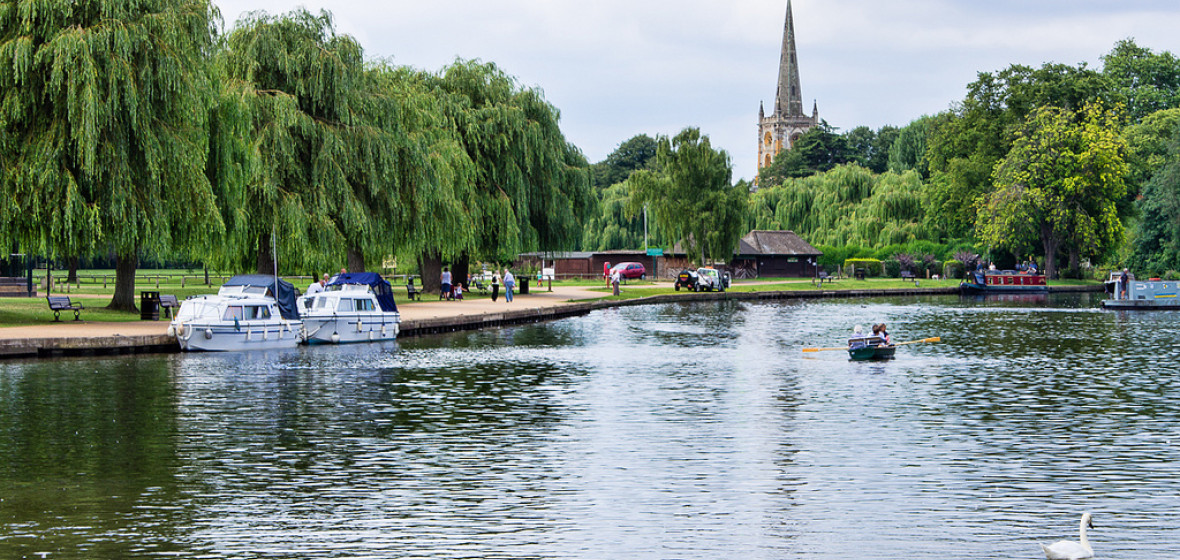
left=751, top=164, right=930, bottom=247
left=887, top=116, right=932, bottom=177
left=593, top=134, right=657, bottom=189
left=979, top=103, right=1129, bottom=278
left=1131, top=125, right=1180, bottom=275
left=425, top=60, right=593, bottom=263
left=843, top=258, right=883, bottom=277
left=1102, top=39, right=1180, bottom=122
left=882, top=259, right=900, bottom=278
left=845, top=125, right=898, bottom=174
left=758, top=121, right=850, bottom=185
left=581, top=181, right=664, bottom=250
left=628, top=128, right=747, bottom=264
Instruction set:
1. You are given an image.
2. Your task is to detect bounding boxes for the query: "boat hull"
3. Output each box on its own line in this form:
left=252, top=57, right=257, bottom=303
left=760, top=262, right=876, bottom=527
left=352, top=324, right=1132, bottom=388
left=1103, top=280, right=1180, bottom=309
left=849, top=345, right=896, bottom=361
left=174, top=321, right=302, bottom=351
left=302, top=314, right=400, bottom=344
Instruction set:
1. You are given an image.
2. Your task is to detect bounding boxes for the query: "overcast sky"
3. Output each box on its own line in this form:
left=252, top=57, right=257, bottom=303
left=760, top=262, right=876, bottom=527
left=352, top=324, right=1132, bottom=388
left=211, top=0, right=1180, bottom=181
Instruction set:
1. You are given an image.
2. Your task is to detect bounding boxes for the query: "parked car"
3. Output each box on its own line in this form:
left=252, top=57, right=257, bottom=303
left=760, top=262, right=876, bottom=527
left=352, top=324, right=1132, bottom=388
left=674, top=269, right=698, bottom=291
left=610, top=262, right=646, bottom=280
left=694, top=267, right=730, bottom=292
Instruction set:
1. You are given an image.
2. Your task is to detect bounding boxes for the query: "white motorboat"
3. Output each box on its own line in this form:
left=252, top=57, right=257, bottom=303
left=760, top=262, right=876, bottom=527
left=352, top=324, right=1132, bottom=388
left=300, top=272, right=400, bottom=344
left=170, top=275, right=303, bottom=351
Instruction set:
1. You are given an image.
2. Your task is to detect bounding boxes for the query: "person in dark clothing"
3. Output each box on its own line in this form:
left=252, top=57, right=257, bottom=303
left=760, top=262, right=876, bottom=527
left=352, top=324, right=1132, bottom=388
left=491, top=274, right=500, bottom=302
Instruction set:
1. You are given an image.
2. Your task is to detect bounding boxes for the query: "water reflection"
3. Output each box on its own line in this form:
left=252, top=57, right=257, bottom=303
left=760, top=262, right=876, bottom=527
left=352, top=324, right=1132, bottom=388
left=0, top=293, right=1177, bottom=559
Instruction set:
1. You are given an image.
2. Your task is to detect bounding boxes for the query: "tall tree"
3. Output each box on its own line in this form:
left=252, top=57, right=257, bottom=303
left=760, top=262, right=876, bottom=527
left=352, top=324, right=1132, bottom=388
left=415, top=60, right=592, bottom=291
left=628, top=128, right=748, bottom=264
left=978, top=103, right=1128, bottom=279
left=220, top=10, right=396, bottom=275
left=1102, top=39, right=1180, bottom=123
left=0, top=0, right=222, bottom=310
left=592, top=134, right=657, bottom=189
left=926, top=62, right=1114, bottom=239
left=1131, top=127, right=1180, bottom=275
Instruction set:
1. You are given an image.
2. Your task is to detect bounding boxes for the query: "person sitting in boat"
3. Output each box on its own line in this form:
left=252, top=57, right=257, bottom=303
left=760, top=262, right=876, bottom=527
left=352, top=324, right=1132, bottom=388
left=1027, top=260, right=1037, bottom=273
left=878, top=323, right=892, bottom=345
left=849, top=325, right=870, bottom=350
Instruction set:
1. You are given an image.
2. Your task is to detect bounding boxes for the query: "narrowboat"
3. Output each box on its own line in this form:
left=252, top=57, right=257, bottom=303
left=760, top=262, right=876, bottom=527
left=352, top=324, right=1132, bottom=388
left=300, top=272, right=400, bottom=344
left=1102, top=279, right=1180, bottom=309
left=169, top=275, right=303, bottom=351
left=960, top=270, right=1048, bottom=294
left=848, top=336, right=895, bottom=361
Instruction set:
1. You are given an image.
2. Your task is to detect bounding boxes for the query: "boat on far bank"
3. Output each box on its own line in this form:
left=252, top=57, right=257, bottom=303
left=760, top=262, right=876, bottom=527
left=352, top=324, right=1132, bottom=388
left=848, top=336, right=895, bottom=361
left=1103, top=278, right=1180, bottom=309
left=960, top=270, right=1048, bottom=294
left=169, top=275, right=303, bottom=351
left=300, top=272, right=400, bottom=344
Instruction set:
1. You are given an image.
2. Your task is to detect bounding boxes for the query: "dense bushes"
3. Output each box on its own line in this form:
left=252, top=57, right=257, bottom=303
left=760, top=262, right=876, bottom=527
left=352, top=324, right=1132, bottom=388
left=843, top=258, right=883, bottom=277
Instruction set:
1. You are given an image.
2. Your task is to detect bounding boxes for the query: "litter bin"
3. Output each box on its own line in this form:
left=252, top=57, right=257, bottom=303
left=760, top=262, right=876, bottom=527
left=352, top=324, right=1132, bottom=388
left=520, top=277, right=529, bottom=294
left=854, top=268, right=866, bottom=281
left=140, top=291, right=160, bottom=320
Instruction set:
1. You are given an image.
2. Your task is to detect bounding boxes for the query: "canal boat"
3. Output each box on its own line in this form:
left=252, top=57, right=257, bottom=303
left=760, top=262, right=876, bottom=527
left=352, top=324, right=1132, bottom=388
left=960, top=270, right=1048, bottom=294
left=1102, top=278, right=1180, bottom=309
left=169, top=275, right=302, bottom=351
left=300, top=272, right=400, bottom=344
left=848, top=336, right=895, bottom=361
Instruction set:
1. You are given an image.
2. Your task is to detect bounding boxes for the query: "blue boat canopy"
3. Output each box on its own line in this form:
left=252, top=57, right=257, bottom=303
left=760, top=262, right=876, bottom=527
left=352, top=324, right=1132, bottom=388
left=223, top=274, right=300, bottom=320
left=327, top=272, right=399, bottom=313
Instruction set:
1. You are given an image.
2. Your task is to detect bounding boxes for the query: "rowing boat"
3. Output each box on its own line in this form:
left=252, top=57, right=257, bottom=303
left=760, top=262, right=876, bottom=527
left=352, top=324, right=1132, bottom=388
left=848, top=336, right=895, bottom=361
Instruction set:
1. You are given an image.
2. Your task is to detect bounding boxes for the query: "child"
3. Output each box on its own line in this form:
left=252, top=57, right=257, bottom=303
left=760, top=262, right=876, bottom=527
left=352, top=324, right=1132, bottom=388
left=454, top=284, right=464, bottom=300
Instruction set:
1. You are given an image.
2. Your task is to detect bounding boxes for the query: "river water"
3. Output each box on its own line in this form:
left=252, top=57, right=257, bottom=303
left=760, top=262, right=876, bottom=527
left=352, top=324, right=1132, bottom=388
left=1, top=293, right=1177, bottom=559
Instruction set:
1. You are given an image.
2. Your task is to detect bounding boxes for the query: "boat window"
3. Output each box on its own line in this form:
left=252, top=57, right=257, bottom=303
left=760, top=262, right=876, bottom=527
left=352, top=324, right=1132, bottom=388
left=337, top=298, right=355, bottom=312
left=313, top=297, right=331, bottom=310
left=223, top=306, right=244, bottom=321
left=244, top=306, right=271, bottom=320
left=356, top=299, right=375, bottom=311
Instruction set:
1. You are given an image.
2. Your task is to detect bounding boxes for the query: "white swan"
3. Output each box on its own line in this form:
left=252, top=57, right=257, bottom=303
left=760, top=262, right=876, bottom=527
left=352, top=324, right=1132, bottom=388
left=1041, top=512, right=1094, bottom=560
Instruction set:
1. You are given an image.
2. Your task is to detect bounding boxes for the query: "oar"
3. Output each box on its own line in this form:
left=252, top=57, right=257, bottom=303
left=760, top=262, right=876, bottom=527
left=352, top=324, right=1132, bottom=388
left=801, top=345, right=846, bottom=353
left=802, top=336, right=940, bottom=353
left=893, top=336, right=941, bottom=346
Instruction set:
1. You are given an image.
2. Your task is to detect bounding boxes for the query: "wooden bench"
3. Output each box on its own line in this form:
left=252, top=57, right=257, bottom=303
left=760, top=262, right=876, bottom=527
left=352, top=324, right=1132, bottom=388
left=47, top=295, right=83, bottom=322
left=900, top=270, right=919, bottom=285
left=813, top=271, right=835, bottom=286
left=405, top=282, right=422, bottom=301
left=160, top=294, right=180, bottom=319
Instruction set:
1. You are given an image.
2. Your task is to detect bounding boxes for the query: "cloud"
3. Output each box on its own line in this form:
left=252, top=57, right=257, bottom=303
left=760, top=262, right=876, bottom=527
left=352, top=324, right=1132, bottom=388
left=211, top=0, right=1180, bottom=181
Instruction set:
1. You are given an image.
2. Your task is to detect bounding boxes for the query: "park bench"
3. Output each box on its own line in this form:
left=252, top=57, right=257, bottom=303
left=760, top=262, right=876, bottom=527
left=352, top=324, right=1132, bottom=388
left=405, top=282, right=422, bottom=301
left=470, top=278, right=489, bottom=295
left=813, top=271, right=835, bottom=286
left=900, top=270, right=919, bottom=285
left=47, top=295, right=83, bottom=322
left=159, top=294, right=180, bottom=319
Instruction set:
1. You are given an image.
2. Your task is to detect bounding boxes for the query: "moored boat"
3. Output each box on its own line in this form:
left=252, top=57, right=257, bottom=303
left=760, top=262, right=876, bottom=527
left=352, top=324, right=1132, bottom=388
left=960, top=270, right=1048, bottom=294
left=170, top=275, right=302, bottom=351
left=300, top=272, right=400, bottom=344
left=848, top=336, right=895, bottom=361
left=1103, top=278, right=1180, bottom=309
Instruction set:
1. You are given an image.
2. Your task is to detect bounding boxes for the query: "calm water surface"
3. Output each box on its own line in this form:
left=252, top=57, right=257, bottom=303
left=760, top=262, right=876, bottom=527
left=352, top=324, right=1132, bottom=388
left=1, top=293, right=1178, bottom=559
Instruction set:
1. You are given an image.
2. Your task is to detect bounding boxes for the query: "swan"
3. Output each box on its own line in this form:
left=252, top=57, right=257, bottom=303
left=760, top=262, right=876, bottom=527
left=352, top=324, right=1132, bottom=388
left=1041, top=512, right=1094, bottom=560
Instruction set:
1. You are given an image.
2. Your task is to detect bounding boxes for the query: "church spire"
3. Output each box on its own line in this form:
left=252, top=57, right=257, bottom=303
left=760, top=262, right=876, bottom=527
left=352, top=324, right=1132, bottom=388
left=773, top=0, right=804, bottom=117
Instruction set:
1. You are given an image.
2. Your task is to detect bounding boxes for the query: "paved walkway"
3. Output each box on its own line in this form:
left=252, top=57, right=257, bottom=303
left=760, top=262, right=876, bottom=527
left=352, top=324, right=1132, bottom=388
left=0, top=283, right=615, bottom=340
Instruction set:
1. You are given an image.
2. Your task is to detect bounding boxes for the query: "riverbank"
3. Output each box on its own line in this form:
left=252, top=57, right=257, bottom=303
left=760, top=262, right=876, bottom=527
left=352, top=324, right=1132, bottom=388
left=0, top=281, right=1102, bottom=359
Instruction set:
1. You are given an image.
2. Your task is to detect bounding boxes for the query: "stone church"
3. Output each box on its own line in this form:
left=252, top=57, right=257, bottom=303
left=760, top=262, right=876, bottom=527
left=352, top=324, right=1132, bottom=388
left=757, top=0, right=819, bottom=176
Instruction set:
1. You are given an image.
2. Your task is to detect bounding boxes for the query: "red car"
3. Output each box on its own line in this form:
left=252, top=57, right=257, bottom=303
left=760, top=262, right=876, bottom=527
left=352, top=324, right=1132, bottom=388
left=610, top=262, right=646, bottom=280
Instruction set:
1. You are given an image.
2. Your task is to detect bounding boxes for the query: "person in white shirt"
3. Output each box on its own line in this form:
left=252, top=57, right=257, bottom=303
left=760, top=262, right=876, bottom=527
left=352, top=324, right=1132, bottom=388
left=503, top=269, right=516, bottom=302
left=441, top=267, right=453, bottom=299
left=306, top=273, right=327, bottom=295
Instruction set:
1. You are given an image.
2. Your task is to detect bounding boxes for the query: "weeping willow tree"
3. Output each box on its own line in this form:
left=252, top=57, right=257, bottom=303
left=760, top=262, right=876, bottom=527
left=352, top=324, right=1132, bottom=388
left=414, top=60, right=593, bottom=292
left=628, top=128, right=748, bottom=264
left=0, top=0, right=222, bottom=310
left=212, top=9, right=430, bottom=275
left=581, top=181, right=664, bottom=251
left=749, top=164, right=931, bottom=247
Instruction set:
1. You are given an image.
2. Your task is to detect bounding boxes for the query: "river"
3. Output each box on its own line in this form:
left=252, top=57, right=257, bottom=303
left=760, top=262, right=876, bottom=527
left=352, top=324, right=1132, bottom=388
left=1, top=293, right=1177, bottom=559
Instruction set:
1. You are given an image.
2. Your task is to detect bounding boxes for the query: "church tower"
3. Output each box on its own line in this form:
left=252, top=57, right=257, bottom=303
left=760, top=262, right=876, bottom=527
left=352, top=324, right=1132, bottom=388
left=757, top=0, right=819, bottom=177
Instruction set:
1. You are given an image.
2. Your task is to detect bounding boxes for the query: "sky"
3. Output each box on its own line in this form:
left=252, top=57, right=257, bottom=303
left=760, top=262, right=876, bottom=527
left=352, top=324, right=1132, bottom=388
left=211, top=0, right=1180, bottom=181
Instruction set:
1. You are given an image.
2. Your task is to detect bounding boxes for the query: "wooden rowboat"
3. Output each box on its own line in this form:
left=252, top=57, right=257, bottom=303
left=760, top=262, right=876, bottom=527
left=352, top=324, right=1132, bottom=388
left=848, top=336, right=895, bottom=361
